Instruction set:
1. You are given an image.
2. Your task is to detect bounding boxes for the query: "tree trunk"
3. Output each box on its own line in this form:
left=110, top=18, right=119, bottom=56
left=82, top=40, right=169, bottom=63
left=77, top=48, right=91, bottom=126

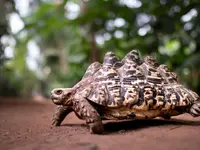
left=90, top=27, right=100, bottom=62
left=59, top=42, right=67, bottom=74
left=80, top=0, right=100, bottom=63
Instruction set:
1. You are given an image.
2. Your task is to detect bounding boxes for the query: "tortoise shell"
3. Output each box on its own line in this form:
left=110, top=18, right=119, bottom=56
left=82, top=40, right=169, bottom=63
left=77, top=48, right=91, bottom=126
left=75, top=50, right=199, bottom=113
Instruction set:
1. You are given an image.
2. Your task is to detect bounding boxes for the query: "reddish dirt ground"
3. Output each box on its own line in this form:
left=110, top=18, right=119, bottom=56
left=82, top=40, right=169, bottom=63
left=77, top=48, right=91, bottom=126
left=1, top=98, right=200, bottom=150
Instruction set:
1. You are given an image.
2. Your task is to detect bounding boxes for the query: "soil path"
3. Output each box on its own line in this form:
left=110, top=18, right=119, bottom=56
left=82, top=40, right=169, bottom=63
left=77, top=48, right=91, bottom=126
left=1, top=99, right=200, bottom=150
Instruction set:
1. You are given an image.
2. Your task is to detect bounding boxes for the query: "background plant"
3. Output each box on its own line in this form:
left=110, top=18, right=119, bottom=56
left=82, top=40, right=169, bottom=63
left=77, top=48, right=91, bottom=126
left=0, top=0, right=199, bottom=98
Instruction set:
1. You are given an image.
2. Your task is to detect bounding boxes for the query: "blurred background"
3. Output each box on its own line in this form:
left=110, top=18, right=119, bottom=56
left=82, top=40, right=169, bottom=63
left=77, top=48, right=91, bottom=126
left=0, top=0, right=199, bottom=100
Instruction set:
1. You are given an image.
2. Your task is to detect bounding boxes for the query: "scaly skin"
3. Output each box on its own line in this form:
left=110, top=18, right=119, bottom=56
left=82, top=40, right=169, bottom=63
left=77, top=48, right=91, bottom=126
left=51, top=88, right=104, bottom=134
left=52, top=105, right=72, bottom=126
left=72, top=94, right=104, bottom=134
left=190, top=102, right=200, bottom=117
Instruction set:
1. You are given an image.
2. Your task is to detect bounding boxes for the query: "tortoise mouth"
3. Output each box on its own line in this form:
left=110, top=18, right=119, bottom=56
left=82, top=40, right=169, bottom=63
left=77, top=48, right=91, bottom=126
left=51, top=97, right=62, bottom=105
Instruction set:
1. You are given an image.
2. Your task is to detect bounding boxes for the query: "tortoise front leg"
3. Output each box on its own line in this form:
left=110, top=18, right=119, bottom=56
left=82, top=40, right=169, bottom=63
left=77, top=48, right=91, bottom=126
left=52, top=105, right=73, bottom=126
left=72, top=95, right=104, bottom=134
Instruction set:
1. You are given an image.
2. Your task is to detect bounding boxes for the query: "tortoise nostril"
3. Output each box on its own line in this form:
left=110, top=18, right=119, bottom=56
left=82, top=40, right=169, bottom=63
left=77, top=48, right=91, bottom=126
left=55, top=89, right=63, bottom=95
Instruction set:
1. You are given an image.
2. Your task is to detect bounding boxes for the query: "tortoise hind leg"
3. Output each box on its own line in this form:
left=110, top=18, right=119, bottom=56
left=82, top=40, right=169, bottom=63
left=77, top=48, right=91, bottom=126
left=72, top=95, right=104, bottom=134
left=52, top=105, right=73, bottom=126
left=189, top=102, right=200, bottom=117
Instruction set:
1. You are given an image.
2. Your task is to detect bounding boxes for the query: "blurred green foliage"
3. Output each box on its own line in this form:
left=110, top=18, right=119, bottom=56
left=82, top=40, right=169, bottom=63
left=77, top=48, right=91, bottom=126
left=0, top=0, right=200, bottom=97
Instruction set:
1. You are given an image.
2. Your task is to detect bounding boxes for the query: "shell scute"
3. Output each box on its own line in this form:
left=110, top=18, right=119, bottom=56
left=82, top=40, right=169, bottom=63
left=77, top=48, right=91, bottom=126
left=87, top=52, right=123, bottom=107
left=82, top=62, right=102, bottom=79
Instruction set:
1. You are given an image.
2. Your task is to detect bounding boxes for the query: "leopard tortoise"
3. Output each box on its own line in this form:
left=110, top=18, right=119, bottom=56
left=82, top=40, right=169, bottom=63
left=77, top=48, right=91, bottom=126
left=51, top=50, right=200, bottom=134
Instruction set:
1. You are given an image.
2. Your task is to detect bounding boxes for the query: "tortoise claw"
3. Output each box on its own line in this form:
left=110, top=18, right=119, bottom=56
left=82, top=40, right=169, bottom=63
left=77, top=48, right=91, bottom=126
left=52, top=119, right=61, bottom=126
left=190, top=102, right=200, bottom=117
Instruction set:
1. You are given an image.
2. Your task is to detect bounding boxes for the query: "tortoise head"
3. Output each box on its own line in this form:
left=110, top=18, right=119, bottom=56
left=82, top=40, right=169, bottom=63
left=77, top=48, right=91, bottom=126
left=51, top=88, right=75, bottom=106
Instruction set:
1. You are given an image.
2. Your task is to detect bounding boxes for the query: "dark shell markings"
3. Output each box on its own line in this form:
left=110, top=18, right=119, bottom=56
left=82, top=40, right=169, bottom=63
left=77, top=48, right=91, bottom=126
left=51, top=50, right=200, bottom=134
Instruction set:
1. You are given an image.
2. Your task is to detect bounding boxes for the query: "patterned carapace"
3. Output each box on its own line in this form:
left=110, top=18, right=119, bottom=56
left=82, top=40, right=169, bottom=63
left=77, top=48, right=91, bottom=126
left=77, top=50, right=199, bottom=112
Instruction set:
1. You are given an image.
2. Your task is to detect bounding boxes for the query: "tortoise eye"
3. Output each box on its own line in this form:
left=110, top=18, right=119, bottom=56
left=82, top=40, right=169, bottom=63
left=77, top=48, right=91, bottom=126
left=55, top=89, right=63, bottom=95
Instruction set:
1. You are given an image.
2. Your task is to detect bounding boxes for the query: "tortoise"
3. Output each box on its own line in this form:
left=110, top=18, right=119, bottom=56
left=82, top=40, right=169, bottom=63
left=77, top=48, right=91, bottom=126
left=50, top=50, right=200, bottom=134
